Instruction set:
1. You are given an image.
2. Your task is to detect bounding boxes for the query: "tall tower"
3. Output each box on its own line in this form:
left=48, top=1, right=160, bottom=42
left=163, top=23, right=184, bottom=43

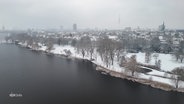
left=118, top=14, right=121, bottom=29
left=162, top=22, right=165, bottom=31
left=118, top=14, right=120, bottom=25
left=73, top=24, right=77, bottom=31
left=158, top=21, right=165, bottom=31
left=60, top=25, right=63, bottom=31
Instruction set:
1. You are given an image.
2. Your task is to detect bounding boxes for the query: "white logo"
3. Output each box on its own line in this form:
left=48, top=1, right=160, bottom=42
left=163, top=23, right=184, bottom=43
left=9, top=92, right=23, bottom=97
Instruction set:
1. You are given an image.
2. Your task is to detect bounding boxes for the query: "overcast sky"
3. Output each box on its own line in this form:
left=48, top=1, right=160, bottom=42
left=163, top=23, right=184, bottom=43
left=0, top=0, right=184, bottom=30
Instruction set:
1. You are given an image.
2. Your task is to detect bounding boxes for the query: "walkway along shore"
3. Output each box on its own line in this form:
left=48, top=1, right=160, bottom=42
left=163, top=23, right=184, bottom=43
left=96, top=65, right=184, bottom=93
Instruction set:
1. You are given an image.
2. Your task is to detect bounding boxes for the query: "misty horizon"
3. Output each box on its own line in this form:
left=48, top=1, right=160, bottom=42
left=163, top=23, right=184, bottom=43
left=0, top=0, right=184, bottom=30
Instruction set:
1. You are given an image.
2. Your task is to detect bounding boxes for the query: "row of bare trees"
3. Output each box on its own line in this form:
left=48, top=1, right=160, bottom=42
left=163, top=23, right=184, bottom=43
left=76, top=36, right=140, bottom=76
left=5, top=33, right=57, bottom=52
left=75, top=36, right=125, bottom=67
left=97, top=36, right=124, bottom=67
left=174, top=41, right=184, bottom=63
left=76, top=36, right=94, bottom=59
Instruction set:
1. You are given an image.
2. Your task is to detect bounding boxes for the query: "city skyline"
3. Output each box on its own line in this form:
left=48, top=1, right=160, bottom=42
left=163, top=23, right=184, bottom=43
left=0, top=0, right=184, bottom=30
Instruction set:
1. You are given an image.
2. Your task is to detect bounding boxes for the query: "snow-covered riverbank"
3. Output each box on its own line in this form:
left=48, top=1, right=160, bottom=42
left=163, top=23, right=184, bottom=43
left=6, top=42, right=184, bottom=92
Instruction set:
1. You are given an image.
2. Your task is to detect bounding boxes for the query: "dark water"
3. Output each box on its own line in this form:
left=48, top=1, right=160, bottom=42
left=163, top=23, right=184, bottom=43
left=0, top=44, right=184, bottom=104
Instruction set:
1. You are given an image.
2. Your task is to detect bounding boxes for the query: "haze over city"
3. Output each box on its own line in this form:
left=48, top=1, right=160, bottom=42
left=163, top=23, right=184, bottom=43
left=0, top=0, right=184, bottom=30
left=1, top=0, right=184, bottom=104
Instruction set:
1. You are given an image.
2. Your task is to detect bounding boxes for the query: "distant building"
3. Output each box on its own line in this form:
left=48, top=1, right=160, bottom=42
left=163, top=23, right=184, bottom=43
left=60, top=26, right=63, bottom=31
left=158, top=22, right=165, bottom=31
left=73, top=24, right=77, bottom=31
left=2, top=25, right=5, bottom=31
left=124, top=27, right=131, bottom=31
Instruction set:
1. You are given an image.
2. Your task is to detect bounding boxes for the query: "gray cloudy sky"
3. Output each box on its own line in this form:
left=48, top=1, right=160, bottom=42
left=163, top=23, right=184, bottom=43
left=0, top=0, right=184, bottom=30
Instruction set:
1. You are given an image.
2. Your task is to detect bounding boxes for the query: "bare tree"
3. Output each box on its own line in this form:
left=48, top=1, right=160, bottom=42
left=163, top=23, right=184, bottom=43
left=150, top=37, right=161, bottom=52
left=45, top=37, right=54, bottom=53
left=46, top=42, right=53, bottom=52
left=157, top=60, right=161, bottom=69
left=64, top=49, right=72, bottom=57
left=26, top=38, right=33, bottom=48
left=174, top=48, right=183, bottom=62
left=104, top=51, right=110, bottom=67
left=89, top=44, right=94, bottom=60
left=115, top=41, right=124, bottom=62
left=97, top=37, right=117, bottom=66
left=82, top=49, right=85, bottom=58
left=125, top=55, right=139, bottom=76
left=145, top=51, right=152, bottom=63
left=174, top=51, right=180, bottom=61
left=108, top=40, right=116, bottom=65
left=76, top=36, right=92, bottom=58
left=171, top=67, right=184, bottom=89
left=153, top=53, right=159, bottom=64
left=32, top=42, right=40, bottom=50
left=97, top=37, right=106, bottom=61
left=179, top=55, right=184, bottom=63
left=5, top=36, right=11, bottom=42
left=120, top=55, right=127, bottom=67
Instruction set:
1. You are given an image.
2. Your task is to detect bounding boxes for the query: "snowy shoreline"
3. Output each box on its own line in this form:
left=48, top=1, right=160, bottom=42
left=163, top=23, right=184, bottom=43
left=4, top=42, right=184, bottom=93
left=96, top=66, right=184, bottom=92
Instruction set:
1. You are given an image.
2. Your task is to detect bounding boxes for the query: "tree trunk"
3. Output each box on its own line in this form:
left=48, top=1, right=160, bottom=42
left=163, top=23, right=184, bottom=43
left=90, top=52, right=92, bottom=59
left=176, top=56, right=179, bottom=61
left=82, top=49, right=85, bottom=58
left=117, top=52, right=120, bottom=61
left=176, top=79, right=179, bottom=89
left=110, top=54, right=114, bottom=65
left=181, top=58, right=183, bottom=63
left=132, top=71, right=134, bottom=76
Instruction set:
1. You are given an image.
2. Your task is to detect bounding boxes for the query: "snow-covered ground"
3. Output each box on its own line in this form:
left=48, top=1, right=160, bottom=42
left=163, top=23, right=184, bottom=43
left=127, top=52, right=184, bottom=71
left=138, top=73, right=173, bottom=85
left=51, top=45, right=75, bottom=55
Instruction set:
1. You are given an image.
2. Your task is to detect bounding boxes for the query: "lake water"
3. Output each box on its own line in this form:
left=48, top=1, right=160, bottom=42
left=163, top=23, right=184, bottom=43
left=0, top=44, right=184, bottom=104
